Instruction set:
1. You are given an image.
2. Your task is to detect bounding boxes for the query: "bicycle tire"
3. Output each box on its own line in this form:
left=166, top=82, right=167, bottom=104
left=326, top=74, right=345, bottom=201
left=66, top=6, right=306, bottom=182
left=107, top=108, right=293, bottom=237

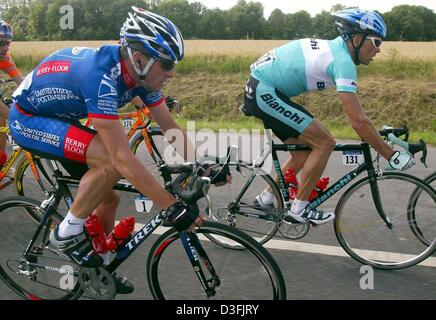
left=146, top=221, right=286, bottom=300
left=0, top=196, right=81, bottom=299
left=334, top=172, right=436, bottom=270
left=14, top=155, right=56, bottom=199
left=129, top=129, right=174, bottom=183
left=407, top=171, right=436, bottom=246
left=200, top=161, right=283, bottom=247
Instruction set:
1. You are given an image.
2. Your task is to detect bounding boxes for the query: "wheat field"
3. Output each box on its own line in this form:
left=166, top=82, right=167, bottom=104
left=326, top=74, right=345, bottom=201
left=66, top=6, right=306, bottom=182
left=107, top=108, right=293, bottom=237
left=10, top=40, right=436, bottom=60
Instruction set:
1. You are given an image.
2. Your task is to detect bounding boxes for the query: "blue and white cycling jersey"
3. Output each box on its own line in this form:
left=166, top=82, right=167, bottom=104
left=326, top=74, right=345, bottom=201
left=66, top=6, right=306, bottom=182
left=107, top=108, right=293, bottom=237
left=12, top=45, right=164, bottom=120
left=250, top=36, right=357, bottom=97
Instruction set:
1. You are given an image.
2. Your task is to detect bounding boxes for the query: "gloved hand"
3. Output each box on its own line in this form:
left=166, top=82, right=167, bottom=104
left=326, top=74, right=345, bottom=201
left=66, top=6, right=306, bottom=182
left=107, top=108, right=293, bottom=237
left=386, top=151, right=416, bottom=171
left=195, top=162, right=231, bottom=185
left=165, top=201, right=200, bottom=232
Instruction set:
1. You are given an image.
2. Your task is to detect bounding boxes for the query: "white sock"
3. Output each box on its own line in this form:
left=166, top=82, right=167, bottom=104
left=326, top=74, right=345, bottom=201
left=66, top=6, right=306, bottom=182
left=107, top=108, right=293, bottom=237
left=259, top=189, right=274, bottom=205
left=58, top=211, right=86, bottom=238
left=291, top=200, right=309, bottom=215
left=100, top=252, right=111, bottom=266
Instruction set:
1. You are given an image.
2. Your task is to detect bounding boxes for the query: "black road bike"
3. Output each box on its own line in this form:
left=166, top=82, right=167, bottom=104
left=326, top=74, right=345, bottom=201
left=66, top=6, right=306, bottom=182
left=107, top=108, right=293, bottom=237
left=206, top=127, right=436, bottom=270
left=0, top=153, right=286, bottom=300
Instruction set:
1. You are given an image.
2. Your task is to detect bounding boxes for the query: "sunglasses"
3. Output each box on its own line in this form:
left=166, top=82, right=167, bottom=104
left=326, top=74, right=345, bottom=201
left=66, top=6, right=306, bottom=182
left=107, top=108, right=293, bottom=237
left=366, top=37, right=382, bottom=48
left=159, top=59, right=176, bottom=71
left=0, top=40, right=11, bottom=47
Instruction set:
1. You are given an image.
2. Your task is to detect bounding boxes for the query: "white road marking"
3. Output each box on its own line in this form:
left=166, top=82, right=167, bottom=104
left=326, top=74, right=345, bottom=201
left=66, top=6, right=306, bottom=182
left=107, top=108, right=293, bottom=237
left=129, top=221, right=436, bottom=268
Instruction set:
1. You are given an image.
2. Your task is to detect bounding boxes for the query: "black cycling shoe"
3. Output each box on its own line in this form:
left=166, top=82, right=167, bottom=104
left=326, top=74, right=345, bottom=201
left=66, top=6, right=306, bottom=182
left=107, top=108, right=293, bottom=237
left=113, top=273, right=134, bottom=294
left=49, top=226, right=103, bottom=268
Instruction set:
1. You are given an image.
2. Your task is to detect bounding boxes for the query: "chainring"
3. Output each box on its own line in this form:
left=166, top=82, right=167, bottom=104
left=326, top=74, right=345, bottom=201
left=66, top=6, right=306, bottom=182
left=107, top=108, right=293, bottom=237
left=78, top=267, right=116, bottom=300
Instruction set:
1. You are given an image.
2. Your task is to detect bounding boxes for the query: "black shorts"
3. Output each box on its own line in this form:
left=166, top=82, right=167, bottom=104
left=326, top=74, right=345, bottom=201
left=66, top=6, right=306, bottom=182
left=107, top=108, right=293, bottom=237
left=242, top=77, right=314, bottom=141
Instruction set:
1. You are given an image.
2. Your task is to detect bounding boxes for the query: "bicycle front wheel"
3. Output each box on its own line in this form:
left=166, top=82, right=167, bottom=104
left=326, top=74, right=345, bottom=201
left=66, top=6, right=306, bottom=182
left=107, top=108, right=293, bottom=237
left=334, top=172, right=436, bottom=270
left=0, top=197, right=80, bottom=299
left=201, top=162, right=284, bottom=246
left=147, top=221, right=286, bottom=300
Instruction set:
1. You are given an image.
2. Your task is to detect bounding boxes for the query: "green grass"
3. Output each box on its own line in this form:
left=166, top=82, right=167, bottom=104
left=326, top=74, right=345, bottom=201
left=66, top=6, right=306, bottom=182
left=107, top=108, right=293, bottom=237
left=14, top=52, right=436, bottom=81
left=11, top=52, right=435, bottom=146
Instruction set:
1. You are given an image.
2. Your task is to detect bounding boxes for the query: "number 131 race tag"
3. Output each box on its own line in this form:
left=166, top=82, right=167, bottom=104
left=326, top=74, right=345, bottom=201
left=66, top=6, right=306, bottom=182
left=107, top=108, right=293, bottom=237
left=342, top=150, right=364, bottom=165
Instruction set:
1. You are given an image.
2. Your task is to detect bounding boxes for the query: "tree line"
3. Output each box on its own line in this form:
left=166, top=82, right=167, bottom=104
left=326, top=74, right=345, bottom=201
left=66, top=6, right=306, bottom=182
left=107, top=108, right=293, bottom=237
left=0, top=0, right=435, bottom=41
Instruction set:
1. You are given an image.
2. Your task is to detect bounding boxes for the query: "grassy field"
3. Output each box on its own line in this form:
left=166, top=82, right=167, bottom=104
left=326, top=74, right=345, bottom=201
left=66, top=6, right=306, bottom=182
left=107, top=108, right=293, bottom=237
left=5, top=40, right=436, bottom=144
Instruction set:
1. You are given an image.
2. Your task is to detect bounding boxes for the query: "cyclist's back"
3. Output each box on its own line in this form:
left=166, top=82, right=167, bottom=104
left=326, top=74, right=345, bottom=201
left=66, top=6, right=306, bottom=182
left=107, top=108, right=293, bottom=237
left=251, top=36, right=357, bottom=98
left=13, top=45, right=163, bottom=120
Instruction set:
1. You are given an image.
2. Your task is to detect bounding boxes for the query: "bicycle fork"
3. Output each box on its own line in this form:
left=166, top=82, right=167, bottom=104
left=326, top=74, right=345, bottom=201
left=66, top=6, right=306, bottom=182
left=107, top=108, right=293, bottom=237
left=179, top=232, right=220, bottom=298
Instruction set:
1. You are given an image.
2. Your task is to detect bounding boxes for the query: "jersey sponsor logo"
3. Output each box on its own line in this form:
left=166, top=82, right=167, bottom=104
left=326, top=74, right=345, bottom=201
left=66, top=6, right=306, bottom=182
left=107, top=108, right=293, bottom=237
left=317, top=82, right=326, bottom=90
left=64, top=126, right=94, bottom=162
left=10, top=120, right=24, bottom=134
left=36, top=61, right=71, bottom=77
left=260, top=94, right=306, bottom=125
left=336, top=78, right=358, bottom=88
left=310, top=39, right=320, bottom=50
left=98, top=74, right=117, bottom=98
left=11, top=121, right=61, bottom=147
left=26, top=87, right=80, bottom=108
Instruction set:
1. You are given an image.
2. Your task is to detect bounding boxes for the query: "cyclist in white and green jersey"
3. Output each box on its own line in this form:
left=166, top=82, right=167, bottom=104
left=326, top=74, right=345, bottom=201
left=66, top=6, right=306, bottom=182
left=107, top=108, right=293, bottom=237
left=242, top=8, right=416, bottom=225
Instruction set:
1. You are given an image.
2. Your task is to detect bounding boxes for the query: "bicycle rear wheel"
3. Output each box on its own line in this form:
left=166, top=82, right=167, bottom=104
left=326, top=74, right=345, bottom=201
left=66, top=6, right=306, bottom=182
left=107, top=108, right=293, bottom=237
left=334, top=172, right=436, bottom=270
left=0, top=197, right=80, bottom=299
left=14, top=155, right=56, bottom=199
left=147, top=221, right=286, bottom=300
left=201, top=162, right=283, bottom=246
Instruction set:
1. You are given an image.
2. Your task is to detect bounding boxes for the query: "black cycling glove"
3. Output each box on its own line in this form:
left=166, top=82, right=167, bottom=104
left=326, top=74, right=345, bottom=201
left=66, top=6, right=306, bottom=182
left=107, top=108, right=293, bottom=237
left=195, top=162, right=231, bottom=185
left=165, top=201, right=199, bottom=232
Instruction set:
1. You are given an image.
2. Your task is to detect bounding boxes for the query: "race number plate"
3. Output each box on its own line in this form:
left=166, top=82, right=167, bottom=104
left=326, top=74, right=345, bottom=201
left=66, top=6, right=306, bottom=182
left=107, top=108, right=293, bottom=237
left=135, top=195, right=153, bottom=213
left=122, top=117, right=133, bottom=128
left=342, top=150, right=364, bottom=165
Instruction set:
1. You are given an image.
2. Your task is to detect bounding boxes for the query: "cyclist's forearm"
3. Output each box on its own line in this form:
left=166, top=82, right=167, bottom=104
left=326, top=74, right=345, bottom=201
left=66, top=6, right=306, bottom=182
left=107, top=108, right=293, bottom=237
left=351, top=116, right=394, bottom=160
left=117, top=154, right=177, bottom=208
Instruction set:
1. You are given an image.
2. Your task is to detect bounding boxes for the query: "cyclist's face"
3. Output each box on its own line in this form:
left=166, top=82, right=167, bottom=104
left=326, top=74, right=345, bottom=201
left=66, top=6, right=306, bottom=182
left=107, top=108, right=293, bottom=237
left=142, top=56, right=175, bottom=91
left=0, top=37, right=11, bottom=59
left=357, top=35, right=381, bottom=65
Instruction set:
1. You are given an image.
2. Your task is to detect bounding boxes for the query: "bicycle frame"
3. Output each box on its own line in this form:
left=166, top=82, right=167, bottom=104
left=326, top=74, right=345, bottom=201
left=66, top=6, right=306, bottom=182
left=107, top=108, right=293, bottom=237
left=240, top=130, right=393, bottom=227
left=22, top=159, right=220, bottom=297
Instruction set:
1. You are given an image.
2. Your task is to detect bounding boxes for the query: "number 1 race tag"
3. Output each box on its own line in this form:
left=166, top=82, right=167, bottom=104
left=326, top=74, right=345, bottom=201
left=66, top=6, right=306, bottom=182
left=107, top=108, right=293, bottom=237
left=135, top=195, right=153, bottom=213
left=342, top=150, right=364, bottom=166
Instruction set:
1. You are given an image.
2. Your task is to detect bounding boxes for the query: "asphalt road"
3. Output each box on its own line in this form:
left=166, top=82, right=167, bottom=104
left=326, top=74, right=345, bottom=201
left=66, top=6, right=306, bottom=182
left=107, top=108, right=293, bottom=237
left=0, top=133, right=435, bottom=301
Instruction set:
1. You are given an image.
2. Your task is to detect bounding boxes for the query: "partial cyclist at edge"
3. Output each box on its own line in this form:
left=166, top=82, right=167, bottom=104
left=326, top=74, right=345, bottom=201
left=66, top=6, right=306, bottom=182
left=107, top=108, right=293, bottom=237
left=9, top=7, right=228, bottom=294
left=241, top=9, right=416, bottom=225
left=0, top=19, right=24, bottom=169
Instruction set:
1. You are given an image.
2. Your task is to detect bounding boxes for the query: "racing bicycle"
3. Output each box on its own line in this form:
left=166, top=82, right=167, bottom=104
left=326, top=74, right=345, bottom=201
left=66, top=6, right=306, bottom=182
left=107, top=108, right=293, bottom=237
left=205, top=126, right=436, bottom=270
left=0, top=152, right=286, bottom=300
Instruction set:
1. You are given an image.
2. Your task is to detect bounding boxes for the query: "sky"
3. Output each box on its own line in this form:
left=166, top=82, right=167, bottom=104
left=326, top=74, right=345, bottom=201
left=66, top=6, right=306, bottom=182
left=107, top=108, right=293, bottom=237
left=189, top=0, right=436, bottom=18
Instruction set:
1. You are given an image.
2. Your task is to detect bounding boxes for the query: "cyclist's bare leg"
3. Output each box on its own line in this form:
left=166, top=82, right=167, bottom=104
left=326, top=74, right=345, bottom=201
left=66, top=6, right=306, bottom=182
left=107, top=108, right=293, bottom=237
left=295, top=119, right=335, bottom=201
left=93, top=190, right=120, bottom=235
left=69, top=134, right=122, bottom=220
left=266, top=139, right=309, bottom=193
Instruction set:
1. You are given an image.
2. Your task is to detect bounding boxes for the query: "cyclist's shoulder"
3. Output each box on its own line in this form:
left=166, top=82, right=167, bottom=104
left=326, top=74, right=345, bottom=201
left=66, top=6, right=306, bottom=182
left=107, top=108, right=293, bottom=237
left=0, top=53, right=16, bottom=67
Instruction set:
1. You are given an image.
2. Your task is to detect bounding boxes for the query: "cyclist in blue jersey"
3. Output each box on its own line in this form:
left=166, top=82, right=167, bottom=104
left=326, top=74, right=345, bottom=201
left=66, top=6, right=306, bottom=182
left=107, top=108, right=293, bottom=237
left=241, top=9, right=415, bottom=225
left=9, top=7, right=211, bottom=294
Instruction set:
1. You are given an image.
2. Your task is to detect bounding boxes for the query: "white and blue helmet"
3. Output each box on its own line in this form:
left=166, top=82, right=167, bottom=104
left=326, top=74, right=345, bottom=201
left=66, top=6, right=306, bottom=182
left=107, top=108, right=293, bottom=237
left=120, top=7, right=184, bottom=63
left=332, top=8, right=387, bottom=38
left=0, top=19, right=12, bottom=38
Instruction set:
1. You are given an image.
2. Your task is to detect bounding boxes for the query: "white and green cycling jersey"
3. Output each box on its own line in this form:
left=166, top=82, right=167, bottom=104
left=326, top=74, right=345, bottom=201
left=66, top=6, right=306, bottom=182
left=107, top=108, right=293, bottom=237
left=250, top=36, right=357, bottom=97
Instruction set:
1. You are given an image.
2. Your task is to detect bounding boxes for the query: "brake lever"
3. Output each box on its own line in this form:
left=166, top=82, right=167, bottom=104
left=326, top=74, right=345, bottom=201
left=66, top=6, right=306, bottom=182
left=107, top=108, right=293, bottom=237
left=419, top=139, right=428, bottom=168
